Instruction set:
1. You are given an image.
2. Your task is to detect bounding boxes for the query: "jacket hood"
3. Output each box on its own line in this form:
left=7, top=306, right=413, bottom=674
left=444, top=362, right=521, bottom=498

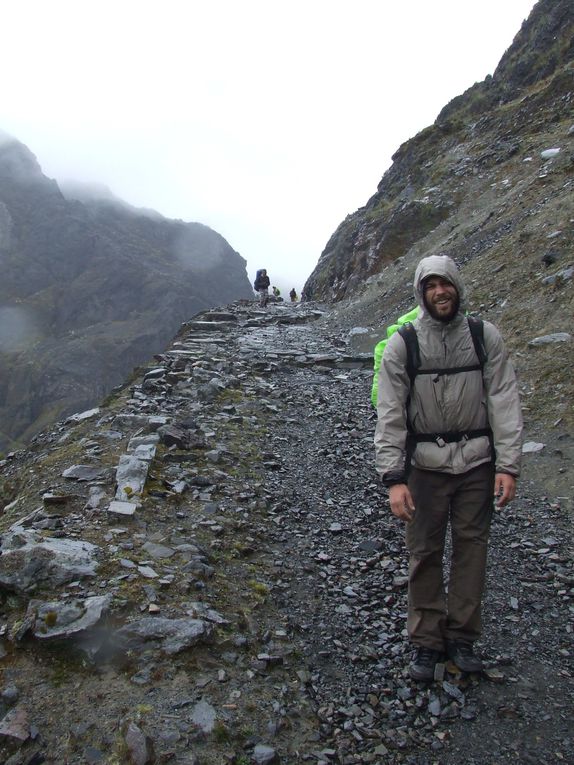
left=414, top=255, right=466, bottom=313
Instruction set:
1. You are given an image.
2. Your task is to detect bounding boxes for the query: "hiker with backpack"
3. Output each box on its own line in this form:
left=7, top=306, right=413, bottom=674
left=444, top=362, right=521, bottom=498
left=374, top=254, right=522, bottom=682
left=253, top=269, right=271, bottom=307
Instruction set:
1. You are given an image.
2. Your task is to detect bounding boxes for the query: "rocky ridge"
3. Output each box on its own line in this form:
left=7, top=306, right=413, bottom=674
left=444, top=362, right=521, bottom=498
left=0, top=299, right=571, bottom=764
left=303, top=0, right=573, bottom=307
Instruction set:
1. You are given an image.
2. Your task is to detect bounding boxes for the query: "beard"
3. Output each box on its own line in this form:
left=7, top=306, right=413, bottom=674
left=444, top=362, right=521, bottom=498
left=424, top=293, right=460, bottom=322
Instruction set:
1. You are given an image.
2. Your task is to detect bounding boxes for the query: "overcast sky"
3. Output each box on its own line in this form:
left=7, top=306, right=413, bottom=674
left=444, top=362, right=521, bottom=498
left=1, top=0, right=537, bottom=293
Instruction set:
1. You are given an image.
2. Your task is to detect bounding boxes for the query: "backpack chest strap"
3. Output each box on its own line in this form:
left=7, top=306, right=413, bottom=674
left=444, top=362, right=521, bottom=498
left=411, top=427, right=492, bottom=446
left=398, top=319, right=487, bottom=383
left=415, top=363, right=483, bottom=378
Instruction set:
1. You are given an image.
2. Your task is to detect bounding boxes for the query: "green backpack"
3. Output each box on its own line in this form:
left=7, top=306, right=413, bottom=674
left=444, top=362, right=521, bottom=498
left=371, top=308, right=488, bottom=408
left=370, top=306, right=419, bottom=406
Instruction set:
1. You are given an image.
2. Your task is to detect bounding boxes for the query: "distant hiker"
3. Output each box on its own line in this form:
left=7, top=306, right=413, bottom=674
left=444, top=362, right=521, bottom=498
left=289, top=288, right=297, bottom=302
left=374, top=254, right=523, bottom=682
left=253, top=269, right=270, bottom=307
left=272, top=286, right=280, bottom=297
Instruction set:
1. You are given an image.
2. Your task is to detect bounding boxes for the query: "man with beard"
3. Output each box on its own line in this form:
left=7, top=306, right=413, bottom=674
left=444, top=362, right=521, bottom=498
left=374, top=255, right=522, bottom=681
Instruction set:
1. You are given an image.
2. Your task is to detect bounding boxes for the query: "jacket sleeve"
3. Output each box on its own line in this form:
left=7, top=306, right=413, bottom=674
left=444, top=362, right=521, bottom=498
left=374, top=332, right=411, bottom=485
left=482, top=323, right=523, bottom=477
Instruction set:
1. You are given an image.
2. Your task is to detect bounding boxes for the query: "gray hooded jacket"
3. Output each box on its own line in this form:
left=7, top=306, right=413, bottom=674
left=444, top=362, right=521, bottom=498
left=374, top=255, right=522, bottom=484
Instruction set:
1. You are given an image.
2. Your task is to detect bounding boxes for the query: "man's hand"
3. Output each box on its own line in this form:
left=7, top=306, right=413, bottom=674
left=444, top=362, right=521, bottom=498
left=494, top=473, right=516, bottom=507
left=389, top=484, right=415, bottom=522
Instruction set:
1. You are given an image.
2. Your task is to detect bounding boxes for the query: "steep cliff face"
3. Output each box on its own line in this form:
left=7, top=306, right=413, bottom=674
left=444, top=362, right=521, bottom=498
left=302, top=0, right=574, bottom=302
left=0, top=137, right=253, bottom=452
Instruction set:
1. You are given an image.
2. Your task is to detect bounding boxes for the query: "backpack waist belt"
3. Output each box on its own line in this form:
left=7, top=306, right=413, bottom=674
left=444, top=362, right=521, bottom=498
left=411, top=427, right=492, bottom=447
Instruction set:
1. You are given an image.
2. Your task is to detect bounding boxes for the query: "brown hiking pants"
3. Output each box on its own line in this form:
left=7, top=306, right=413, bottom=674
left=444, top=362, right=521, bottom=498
left=406, top=462, right=495, bottom=650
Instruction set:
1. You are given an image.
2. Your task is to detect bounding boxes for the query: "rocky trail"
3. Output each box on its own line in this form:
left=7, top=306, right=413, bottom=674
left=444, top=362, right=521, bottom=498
left=0, top=301, right=572, bottom=765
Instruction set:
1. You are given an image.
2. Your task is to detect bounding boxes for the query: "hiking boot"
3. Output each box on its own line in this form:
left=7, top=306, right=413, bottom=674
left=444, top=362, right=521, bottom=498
left=446, top=640, right=484, bottom=673
left=409, top=646, right=442, bottom=682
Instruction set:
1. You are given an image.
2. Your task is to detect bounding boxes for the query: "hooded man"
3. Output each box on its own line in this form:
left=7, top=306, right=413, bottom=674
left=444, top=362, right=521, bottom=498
left=374, top=255, right=522, bottom=681
left=254, top=269, right=271, bottom=307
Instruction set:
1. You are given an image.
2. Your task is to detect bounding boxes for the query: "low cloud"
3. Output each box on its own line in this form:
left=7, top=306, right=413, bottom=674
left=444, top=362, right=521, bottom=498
left=172, top=228, right=226, bottom=274
left=0, top=306, right=38, bottom=352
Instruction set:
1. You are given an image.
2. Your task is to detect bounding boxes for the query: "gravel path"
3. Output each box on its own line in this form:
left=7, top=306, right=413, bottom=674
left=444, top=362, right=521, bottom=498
left=250, top=307, right=573, bottom=764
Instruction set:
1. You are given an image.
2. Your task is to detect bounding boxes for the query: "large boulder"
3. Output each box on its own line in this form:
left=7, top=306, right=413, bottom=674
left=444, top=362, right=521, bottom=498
left=0, top=527, right=99, bottom=594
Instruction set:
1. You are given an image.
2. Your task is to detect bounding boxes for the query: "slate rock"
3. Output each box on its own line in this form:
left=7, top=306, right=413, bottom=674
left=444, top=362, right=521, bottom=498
left=428, top=697, right=441, bottom=716
left=190, top=700, right=217, bottom=733
left=85, top=485, right=108, bottom=510
left=0, top=528, right=99, bottom=593
left=542, top=267, right=574, bottom=285
left=522, top=442, right=545, bottom=454
left=0, top=705, right=30, bottom=742
left=442, top=681, right=465, bottom=704
left=357, top=539, right=383, bottom=553
left=115, top=617, right=211, bottom=655
left=181, top=560, right=214, bottom=578
left=28, top=595, right=111, bottom=639
left=124, top=721, right=154, bottom=765
left=127, top=434, right=160, bottom=452
left=197, top=381, right=225, bottom=402
left=253, top=744, right=279, bottom=764
left=66, top=407, right=101, bottom=423
left=107, top=500, right=139, bottom=516
left=158, top=425, right=190, bottom=449
left=528, top=332, right=572, bottom=345
left=138, top=566, right=159, bottom=579
left=142, top=542, right=175, bottom=559
left=62, top=465, right=107, bottom=481
left=460, top=704, right=478, bottom=720
left=186, top=602, right=229, bottom=624
left=129, top=443, right=157, bottom=461
left=143, top=368, right=166, bottom=381
left=1, top=686, right=19, bottom=704
left=84, top=747, right=105, bottom=764
left=115, top=455, right=151, bottom=500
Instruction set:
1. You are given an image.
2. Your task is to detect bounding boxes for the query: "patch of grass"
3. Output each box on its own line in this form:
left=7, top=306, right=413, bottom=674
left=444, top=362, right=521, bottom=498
left=51, top=663, right=71, bottom=687
left=134, top=703, right=153, bottom=719
left=212, top=720, right=231, bottom=743
left=247, top=580, right=269, bottom=596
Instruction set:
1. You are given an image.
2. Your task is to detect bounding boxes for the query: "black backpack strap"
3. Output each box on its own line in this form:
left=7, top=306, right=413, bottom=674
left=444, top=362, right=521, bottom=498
left=413, top=427, right=492, bottom=445
left=467, top=316, right=487, bottom=367
left=397, top=322, right=419, bottom=477
left=398, top=322, right=420, bottom=383
left=466, top=316, right=495, bottom=461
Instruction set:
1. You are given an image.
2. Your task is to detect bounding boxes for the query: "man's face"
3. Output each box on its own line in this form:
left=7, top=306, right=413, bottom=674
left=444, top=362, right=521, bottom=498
left=422, top=276, right=459, bottom=322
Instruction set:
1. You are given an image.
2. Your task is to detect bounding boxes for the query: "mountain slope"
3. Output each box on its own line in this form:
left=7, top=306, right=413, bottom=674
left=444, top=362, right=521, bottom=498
left=0, top=137, right=253, bottom=452
left=303, top=0, right=573, bottom=303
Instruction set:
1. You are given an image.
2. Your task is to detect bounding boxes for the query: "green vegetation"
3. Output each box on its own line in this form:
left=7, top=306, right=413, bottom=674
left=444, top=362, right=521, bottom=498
left=248, top=580, right=269, bottom=596
left=212, top=720, right=231, bottom=743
